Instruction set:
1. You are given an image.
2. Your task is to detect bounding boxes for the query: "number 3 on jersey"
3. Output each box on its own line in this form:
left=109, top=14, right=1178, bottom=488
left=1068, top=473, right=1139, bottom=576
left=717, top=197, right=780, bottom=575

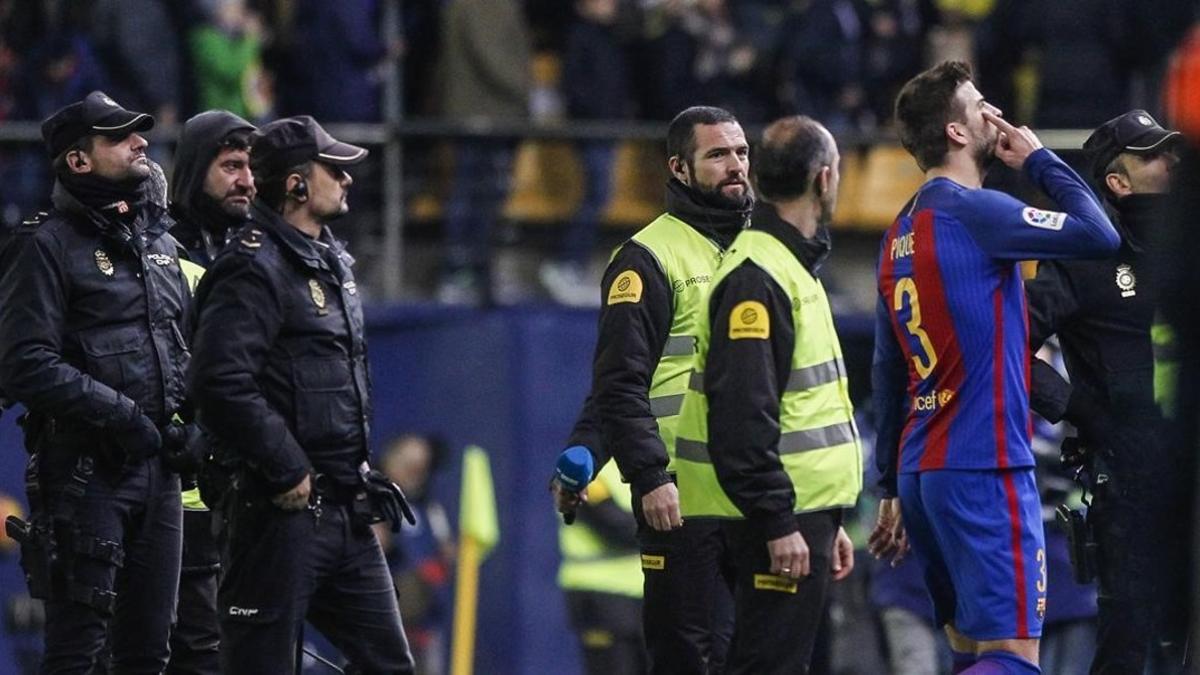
left=893, top=278, right=938, bottom=379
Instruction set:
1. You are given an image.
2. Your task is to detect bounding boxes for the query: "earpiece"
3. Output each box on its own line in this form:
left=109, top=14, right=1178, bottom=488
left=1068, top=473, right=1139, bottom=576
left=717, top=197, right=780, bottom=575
left=290, top=177, right=308, bottom=202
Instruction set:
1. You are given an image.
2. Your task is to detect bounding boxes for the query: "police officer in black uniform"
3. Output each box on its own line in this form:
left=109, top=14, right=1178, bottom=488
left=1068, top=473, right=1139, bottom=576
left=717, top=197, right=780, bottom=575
left=0, top=91, right=188, bottom=673
left=188, top=115, right=416, bottom=674
left=1026, top=110, right=1183, bottom=674
left=165, top=109, right=257, bottom=675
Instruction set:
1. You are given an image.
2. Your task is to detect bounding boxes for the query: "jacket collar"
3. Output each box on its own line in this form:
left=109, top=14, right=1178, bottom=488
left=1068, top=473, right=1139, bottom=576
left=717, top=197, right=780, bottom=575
left=249, top=199, right=342, bottom=274
left=1114, top=193, right=1167, bottom=254
left=664, top=179, right=752, bottom=249
left=51, top=179, right=172, bottom=244
left=750, top=201, right=832, bottom=275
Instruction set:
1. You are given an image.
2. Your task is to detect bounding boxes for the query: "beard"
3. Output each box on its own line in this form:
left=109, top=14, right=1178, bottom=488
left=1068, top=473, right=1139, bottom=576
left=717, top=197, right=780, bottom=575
left=972, top=130, right=998, bottom=173
left=694, top=178, right=754, bottom=211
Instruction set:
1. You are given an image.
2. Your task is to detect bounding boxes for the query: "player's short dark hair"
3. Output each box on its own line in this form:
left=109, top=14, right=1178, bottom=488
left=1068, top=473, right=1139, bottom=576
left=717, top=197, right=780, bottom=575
left=895, top=61, right=974, bottom=171
left=753, top=116, right=835, bottom=201
left=667, top=106, right=739, bottom=162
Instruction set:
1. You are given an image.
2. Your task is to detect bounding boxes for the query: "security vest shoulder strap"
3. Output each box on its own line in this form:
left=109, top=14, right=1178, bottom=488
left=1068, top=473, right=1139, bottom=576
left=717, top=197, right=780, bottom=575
left=675, top=229, right=862, bottom=518
left=616, top=214, right=724, bottom=468
left=557, top=462, right=643, bottom=597
left=178, top=255, right=208, bottom=512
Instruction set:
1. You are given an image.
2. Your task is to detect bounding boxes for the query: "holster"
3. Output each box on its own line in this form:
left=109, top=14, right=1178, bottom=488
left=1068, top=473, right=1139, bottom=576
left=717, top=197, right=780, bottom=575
left=1056, top=504, right=1097, bottom=584
left=5, top=514, right=56, bottom=600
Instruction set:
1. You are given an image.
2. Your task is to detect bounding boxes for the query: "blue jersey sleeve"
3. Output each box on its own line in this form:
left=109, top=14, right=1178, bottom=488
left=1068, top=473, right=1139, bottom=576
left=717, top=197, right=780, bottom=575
left=952, top=148, right=1119, bottom=260
left=871, top=292, right=907, bottom=498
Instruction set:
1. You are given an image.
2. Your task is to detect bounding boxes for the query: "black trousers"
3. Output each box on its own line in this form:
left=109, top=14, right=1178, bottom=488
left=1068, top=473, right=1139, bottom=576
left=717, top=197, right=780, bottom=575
left=35, top=452, right=182, bottom=675
left=166, top=508, right=220, bottom=675
left=1089, top=440, right=1184, bottom=675
left=218, top=494, right=415, bottom=675
left=565, top=591, right=647, bottom=675
left=632, top=484, right=735, bottom=675
left=721, top=509, right=841, bottom=675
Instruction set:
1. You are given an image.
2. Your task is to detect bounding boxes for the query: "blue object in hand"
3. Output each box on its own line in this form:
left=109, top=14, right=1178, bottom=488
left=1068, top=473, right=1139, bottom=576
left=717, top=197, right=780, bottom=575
left=555, top=446, right=594, bottom=524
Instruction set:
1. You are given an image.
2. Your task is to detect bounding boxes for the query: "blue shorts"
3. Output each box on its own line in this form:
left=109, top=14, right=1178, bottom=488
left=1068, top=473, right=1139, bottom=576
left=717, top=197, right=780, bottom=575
left=898, top=468, right=1046, bottom=641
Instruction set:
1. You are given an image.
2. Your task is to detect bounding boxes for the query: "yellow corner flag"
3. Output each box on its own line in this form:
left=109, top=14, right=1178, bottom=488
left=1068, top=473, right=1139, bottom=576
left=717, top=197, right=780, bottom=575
left=451, top=445, right=500, bottom=675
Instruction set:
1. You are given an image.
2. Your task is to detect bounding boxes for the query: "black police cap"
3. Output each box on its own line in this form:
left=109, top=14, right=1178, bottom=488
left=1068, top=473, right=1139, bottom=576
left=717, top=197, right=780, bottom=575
left=1083, top=110, right=1182, bottom=182
left=40, top=91, right=154, bottom=159
left=249, top=115, right=368, bottom=178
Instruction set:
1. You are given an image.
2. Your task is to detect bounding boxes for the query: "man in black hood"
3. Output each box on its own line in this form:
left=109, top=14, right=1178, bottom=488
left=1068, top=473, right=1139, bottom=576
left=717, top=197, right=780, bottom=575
left=0, top=90, right=189, bottom=672
left=1026, top=110, right=1185, bottom=673
left=164, top=109, right=255, bottom=675
left=171, top=110, right=256, bottom=266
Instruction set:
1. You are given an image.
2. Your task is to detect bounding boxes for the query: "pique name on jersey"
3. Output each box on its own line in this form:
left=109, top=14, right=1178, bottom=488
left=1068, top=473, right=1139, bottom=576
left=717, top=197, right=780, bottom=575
left=890, top=232, right=915, bottom=260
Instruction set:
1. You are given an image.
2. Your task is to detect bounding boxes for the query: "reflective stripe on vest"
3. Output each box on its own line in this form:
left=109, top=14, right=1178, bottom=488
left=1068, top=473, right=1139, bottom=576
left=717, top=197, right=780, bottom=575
left=1153, top=320, right=1178, bottom=417
left=674, top=229, right=862, bottom=518
left=557, top=462, right=643, bottom=597
left=625, top=214, right=728, bottom=468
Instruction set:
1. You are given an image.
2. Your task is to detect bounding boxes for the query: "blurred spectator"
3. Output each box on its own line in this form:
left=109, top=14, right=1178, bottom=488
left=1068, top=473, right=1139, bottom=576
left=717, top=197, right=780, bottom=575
left=978, top=0, right=1192, bottom=129
left=863, top=0, right=940, bottom=129
left=401, top=0, right=444, bottom=116
left=778, top=0, right=868, bottom=133
left=557, top=460, right=646, bottom=675
left=539, top=0, right=632, bottom=307
left=6, top=33, right=107, bottom=221
left=437, top=0, right=531, bottom=305
left=285, top=0, right=396, bottom=123
left=868, top=556, right=949, bottom=675
left=376, top=434, right=455, bottom=675
left=636, top=0, right=770, bottom=122
left=187, top=0, right=271, bottom=122
left=635, top=1, right=700, bottom=120
left=90, top=0, right=181, bottom=127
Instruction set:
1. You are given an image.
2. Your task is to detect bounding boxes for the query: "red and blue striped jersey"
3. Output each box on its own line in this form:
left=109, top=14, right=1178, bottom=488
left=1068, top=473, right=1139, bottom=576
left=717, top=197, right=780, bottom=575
left=872, top=149, right=1119, bottom=486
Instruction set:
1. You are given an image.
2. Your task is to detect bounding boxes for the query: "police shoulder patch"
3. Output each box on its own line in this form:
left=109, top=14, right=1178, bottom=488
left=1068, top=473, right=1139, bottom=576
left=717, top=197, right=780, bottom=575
left=1021, top=207, right=1067, bottom=231
left=729, top=300, right=769, bottom=340
left=236, top=228, right=265, bottom=255
left=14, top=211, right=50, bottom=233
left=607, top=270, right=643, bottom=305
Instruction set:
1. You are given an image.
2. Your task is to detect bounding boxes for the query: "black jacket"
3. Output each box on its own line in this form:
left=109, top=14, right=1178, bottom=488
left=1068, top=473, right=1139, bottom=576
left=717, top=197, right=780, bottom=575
left=704, top=203, right=832, bottom=540
left=188, top=200, right=370, bottom=495
left=0, top=180, right=190, bottom=431
left=1027, top=194, right=1164, bottom=439
left=567, top=180, right=750, bottom=495
left=170, top=111, right=255, bottom=266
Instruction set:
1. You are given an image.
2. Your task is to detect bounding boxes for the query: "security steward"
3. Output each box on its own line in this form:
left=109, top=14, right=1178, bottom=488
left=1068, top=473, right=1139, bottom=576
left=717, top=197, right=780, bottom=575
left=0, top=91, right=188, bottom=672
left=558, top=460, right=647, bottom=675
left=187, top=115, right=416, bottom=674
left=165, top=108, right=257, bottom=675
left=554, top=106, right=751, bottom=674
left=674, top=116, right=861, bottom=674
left=1026, top=110, right=1184, bottom=674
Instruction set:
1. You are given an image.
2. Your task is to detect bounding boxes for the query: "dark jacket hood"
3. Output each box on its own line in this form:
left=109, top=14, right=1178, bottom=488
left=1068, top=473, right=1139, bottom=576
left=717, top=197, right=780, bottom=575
left=170, top=111, right=255, bottom=228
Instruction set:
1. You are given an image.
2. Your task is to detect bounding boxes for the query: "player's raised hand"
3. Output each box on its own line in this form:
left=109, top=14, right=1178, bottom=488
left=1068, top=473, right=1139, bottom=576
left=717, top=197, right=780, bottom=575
left=983, top=110, right=1043, bottom=170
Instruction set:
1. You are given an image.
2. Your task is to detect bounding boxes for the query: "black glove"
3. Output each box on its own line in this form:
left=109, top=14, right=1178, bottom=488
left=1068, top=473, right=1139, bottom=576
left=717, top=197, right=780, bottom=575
left=361, top=468, right=416, bottom=532
left=111, top=413, right=162, bottom=463
left=1059, top=436, right=1090, bottom=468
left=161, top=421, right=207, bottom=475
